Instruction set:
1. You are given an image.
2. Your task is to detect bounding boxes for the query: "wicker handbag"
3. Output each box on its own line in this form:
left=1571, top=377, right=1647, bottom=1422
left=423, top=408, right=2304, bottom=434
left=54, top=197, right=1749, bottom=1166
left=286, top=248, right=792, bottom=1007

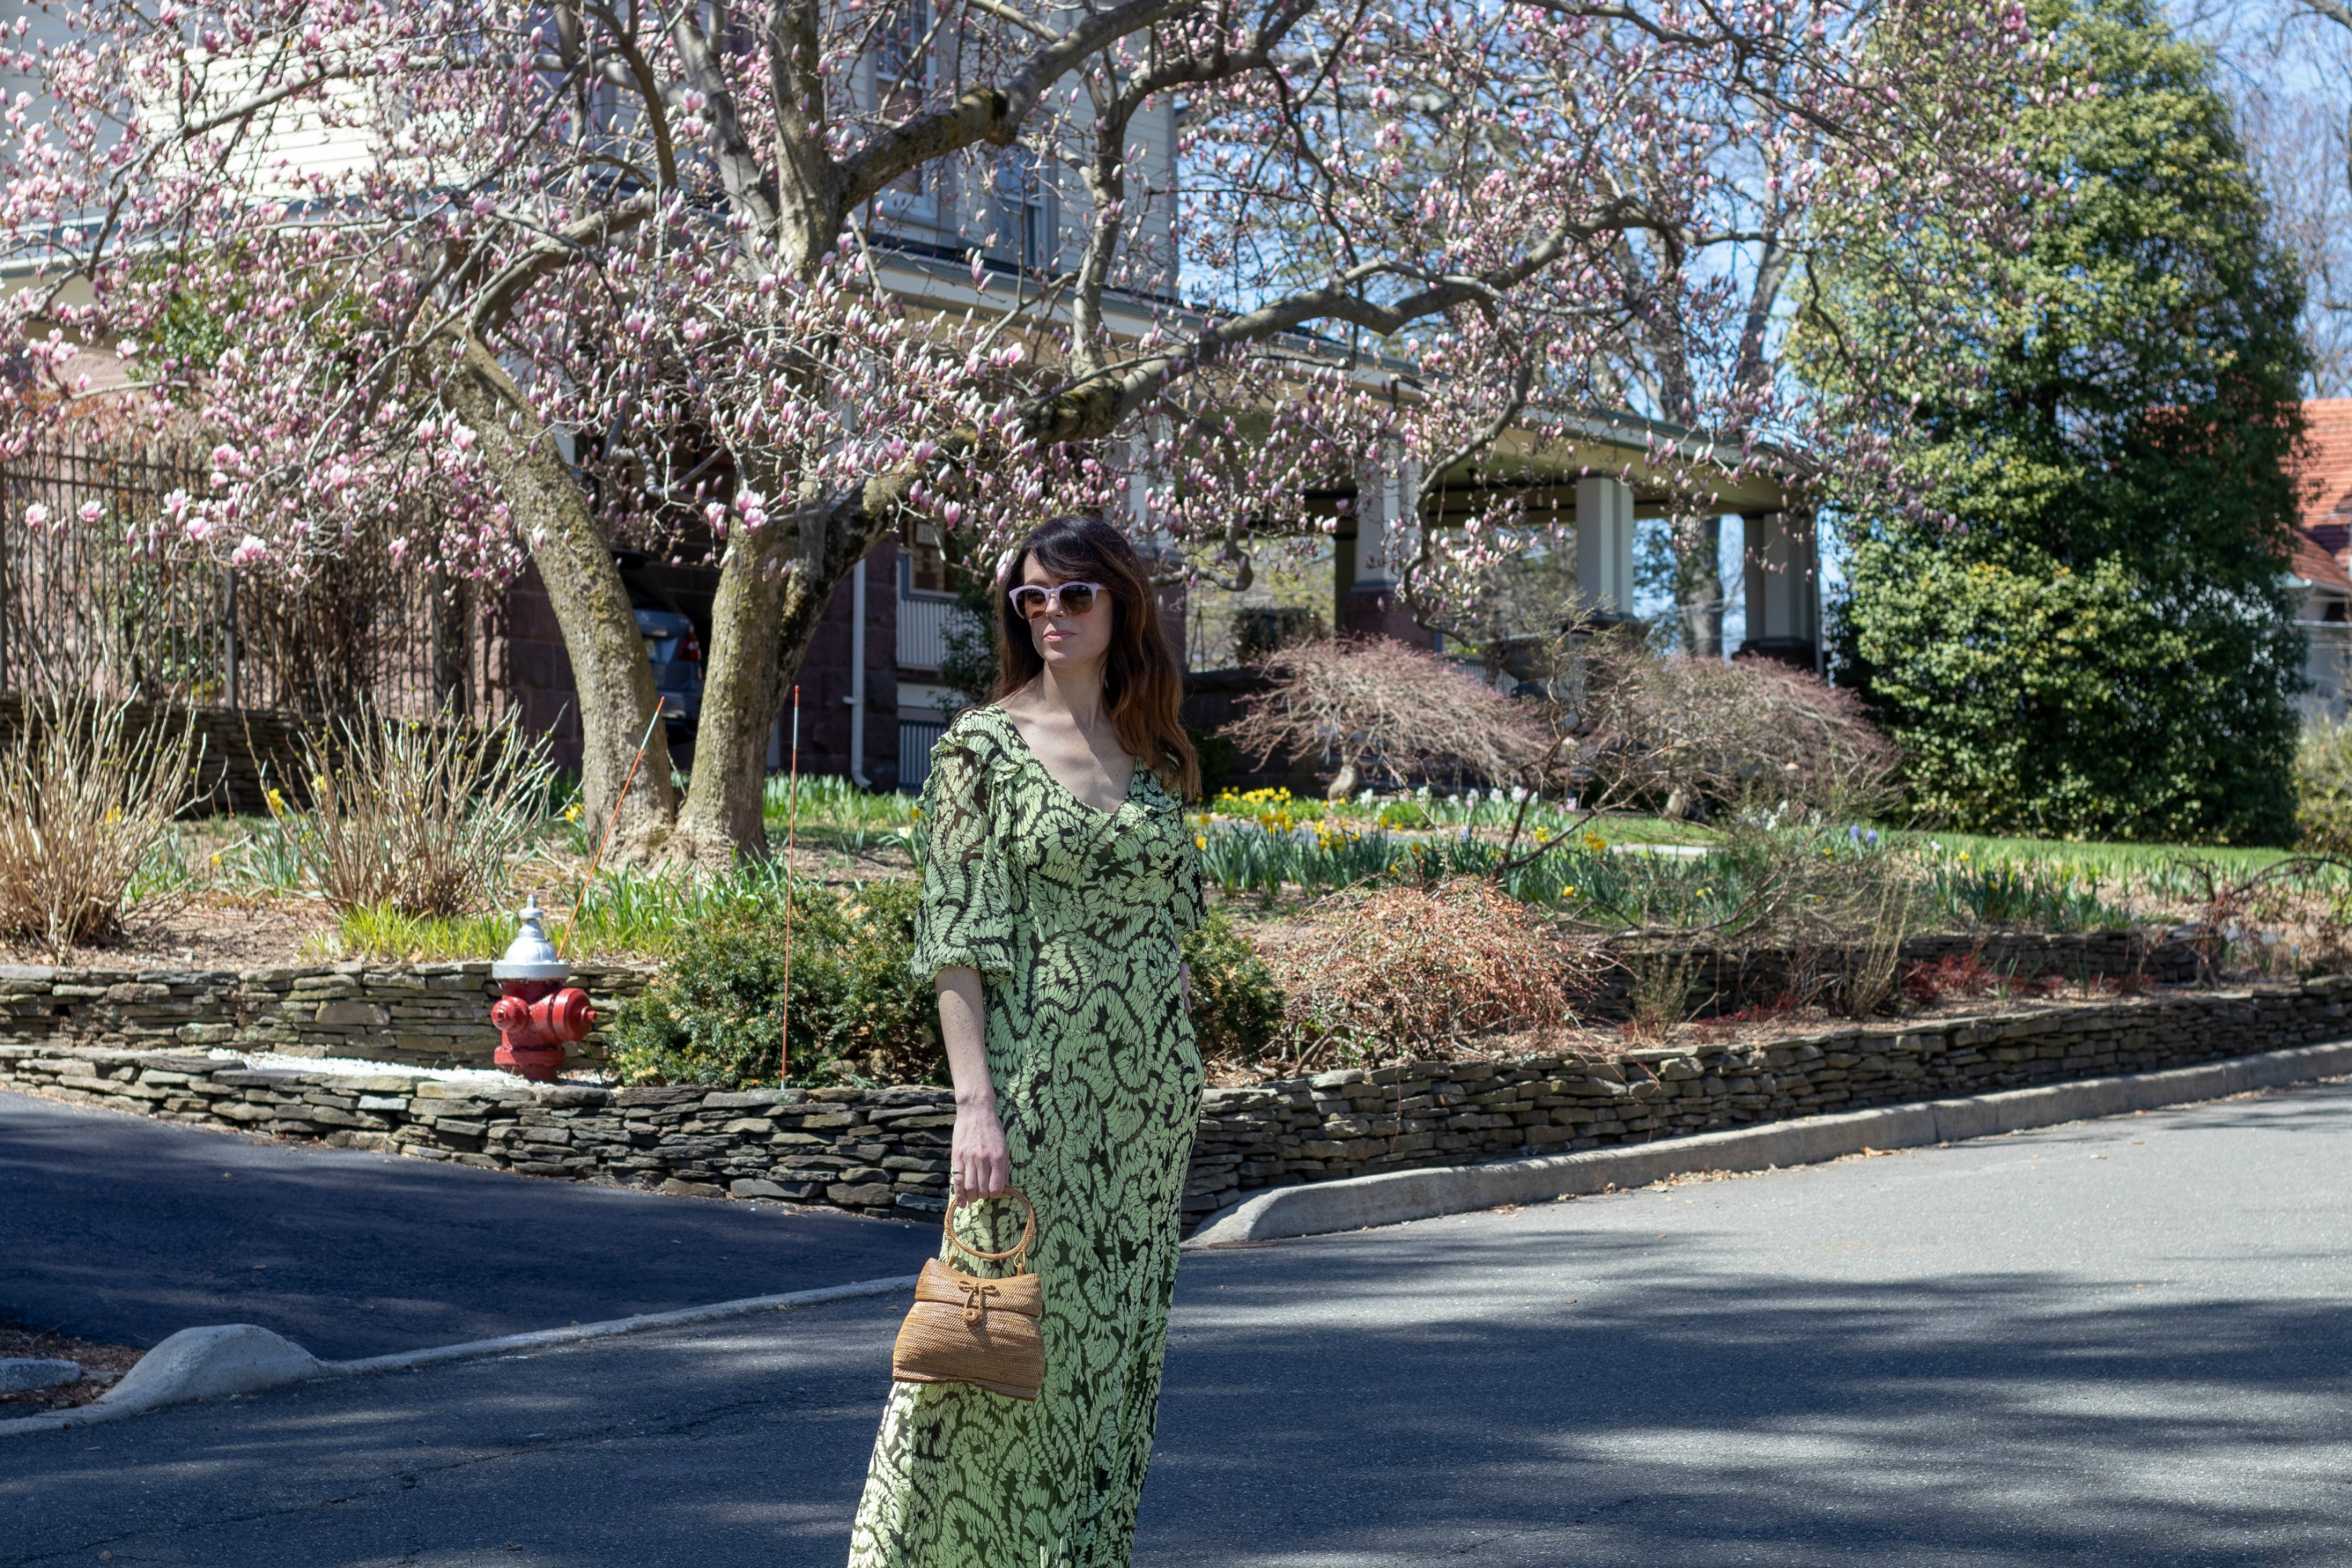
left=891, top=1189, right=1045, bottom=1401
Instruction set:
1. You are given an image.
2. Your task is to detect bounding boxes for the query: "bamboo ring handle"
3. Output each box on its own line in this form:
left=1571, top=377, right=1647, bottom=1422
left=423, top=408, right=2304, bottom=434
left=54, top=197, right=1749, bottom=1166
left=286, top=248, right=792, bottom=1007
left=944, top=1187, right=1036, bottom=1264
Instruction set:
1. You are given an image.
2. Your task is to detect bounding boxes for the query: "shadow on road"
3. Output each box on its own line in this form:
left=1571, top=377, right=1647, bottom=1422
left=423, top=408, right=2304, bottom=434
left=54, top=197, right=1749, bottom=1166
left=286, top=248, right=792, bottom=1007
left=1141, top=1226, right=2352, bottom=1566
left=0, top=1090, right=938, bottom=1359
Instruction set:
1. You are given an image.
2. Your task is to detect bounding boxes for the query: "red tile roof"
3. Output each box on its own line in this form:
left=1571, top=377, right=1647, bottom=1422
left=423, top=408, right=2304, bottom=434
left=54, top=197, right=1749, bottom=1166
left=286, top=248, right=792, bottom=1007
left=2294, top=400, right=2352, bottom=592
left=2293, top=528, right=2352, bottom=593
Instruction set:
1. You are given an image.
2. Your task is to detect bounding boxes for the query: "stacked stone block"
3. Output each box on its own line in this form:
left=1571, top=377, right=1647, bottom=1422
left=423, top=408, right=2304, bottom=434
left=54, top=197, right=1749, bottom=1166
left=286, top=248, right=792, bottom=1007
left=4, top=976, right=2345, bottom=1229
left=0, top=962, right=649, bottom=1068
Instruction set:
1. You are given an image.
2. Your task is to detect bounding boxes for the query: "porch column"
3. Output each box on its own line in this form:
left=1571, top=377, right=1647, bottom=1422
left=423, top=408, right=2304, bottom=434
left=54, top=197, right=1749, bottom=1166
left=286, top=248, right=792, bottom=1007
left=1340, top=452, right=1430, bottom=644
left=1573, top=474, right=1636, bottom=618
left=1737, top=509, right=1820, bottom=669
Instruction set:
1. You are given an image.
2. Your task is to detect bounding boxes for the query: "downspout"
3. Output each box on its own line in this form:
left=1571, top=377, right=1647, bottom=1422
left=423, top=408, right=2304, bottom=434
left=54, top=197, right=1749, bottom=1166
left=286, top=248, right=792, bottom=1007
left=848, top=551, right=871, bottom=787
left=1811, top=510, right=1825, bottom=680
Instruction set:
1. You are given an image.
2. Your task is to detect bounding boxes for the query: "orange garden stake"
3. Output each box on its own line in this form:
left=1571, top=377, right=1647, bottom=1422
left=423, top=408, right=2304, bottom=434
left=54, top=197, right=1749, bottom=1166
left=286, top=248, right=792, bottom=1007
left=780, top=685, right=800, bottom=1087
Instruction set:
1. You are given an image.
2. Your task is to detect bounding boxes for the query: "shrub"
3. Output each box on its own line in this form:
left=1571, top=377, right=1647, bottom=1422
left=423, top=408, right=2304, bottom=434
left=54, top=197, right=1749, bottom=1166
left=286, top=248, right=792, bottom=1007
left=283, top=711, right=553, bottom=917
left=0, top=697, right=198, bottom=954
left=1576, top=639, right=1900, bottom=822
left=2296, top=720, right=2352, bottom=853
left=607, top=880, right=942, bottom=1089
left=1225, top=636, right=1552, bottom=800
left=1259, top=878, right=1592, bottom=1067
left=1181, top=909, right=1284, bottom=1064
left=1838, top=550, right=2298, bottom=844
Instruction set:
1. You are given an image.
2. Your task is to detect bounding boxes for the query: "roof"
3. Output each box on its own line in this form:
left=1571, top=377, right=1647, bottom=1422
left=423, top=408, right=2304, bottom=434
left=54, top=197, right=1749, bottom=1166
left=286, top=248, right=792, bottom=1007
left=2292, top=528, right=2352, bottom=594
left=2292, top=400, right=2352, bottom=593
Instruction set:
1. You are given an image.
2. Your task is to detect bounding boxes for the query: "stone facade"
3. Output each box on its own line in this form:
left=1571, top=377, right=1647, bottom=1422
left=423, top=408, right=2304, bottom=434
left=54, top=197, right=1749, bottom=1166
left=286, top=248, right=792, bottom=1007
left=5, top=976, right=2346, bottom=1229
left=0, top=963, right=651, bottom=1069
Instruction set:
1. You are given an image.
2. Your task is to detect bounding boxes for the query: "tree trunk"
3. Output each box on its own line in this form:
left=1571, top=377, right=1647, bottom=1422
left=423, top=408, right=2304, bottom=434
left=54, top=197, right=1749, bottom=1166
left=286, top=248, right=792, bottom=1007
left=668, top=525, right=794, bottom=866
left=442, top=339, right=677, bottom=859
left=1671, top=514, right=1725, bottom=660
left=671, top=501, right=894, bottom=864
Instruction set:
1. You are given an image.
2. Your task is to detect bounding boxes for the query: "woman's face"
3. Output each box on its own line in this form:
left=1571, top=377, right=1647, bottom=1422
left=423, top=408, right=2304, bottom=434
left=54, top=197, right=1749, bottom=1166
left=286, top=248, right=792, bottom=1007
left=1018, top=554, right=1116, bottom=673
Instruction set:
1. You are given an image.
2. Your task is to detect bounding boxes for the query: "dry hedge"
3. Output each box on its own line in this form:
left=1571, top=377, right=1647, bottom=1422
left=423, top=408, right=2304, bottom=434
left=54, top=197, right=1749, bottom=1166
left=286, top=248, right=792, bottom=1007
left=1258, top=877, right=1593, bottom=1068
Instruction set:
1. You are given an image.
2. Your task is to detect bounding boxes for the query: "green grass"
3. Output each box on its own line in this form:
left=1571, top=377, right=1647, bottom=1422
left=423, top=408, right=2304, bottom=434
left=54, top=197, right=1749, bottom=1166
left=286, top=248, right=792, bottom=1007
left=763, top=774, right=918, bottom=858
left=330, top=862, right=841, bottom=962
left=1883, top=827, right=2296, bottom=877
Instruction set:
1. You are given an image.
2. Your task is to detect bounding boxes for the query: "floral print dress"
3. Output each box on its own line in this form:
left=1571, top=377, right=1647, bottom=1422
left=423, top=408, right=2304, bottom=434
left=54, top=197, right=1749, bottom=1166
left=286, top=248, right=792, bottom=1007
left=847, top=704, right=1205, bottom=1568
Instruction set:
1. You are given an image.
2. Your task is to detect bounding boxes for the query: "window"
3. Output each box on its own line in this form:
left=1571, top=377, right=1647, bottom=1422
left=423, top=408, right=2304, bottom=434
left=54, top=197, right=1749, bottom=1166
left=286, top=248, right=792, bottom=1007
left=993, top=145, right=1055, bottom=274
left=875, top=0, right=928, bottom=202
left=902, top=519, right=951, bottom=595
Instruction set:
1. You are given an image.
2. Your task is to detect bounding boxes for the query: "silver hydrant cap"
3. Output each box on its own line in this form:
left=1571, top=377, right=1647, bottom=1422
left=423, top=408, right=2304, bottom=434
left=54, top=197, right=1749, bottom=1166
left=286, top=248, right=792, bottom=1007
left=491, top=897, right=569, bottom=981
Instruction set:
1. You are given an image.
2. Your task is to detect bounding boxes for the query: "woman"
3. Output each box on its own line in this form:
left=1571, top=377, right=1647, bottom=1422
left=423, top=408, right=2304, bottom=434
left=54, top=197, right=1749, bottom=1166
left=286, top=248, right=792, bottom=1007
left=847, top=514, right=1204, bottom=1568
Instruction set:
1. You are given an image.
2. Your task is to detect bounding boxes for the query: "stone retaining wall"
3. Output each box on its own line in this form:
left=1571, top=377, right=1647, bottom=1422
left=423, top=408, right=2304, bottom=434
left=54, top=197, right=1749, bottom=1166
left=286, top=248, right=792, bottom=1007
left=5, top=977, right=2345, bottom=1228
left=0, top=931, right=2191, bottom=1071
left=0, top=962, right=652, bottom=1068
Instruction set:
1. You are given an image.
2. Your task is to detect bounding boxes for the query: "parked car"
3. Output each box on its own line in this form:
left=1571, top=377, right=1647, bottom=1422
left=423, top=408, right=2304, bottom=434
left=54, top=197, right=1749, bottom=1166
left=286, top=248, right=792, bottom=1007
left=633, top=599, right=704, bottom=732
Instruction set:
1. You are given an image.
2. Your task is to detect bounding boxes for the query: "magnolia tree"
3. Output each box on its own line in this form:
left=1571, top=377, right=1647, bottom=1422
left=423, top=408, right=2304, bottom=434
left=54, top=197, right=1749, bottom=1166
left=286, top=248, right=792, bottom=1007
left=1, top=0, right=2043, bottom=863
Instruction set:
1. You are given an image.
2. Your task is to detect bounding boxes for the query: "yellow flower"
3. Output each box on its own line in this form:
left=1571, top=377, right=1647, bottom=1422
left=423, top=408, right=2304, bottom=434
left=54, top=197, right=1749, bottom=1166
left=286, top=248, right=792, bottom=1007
left=264, top=787, right=287, bottom=816
left=1195, top=835, right=1207, bottom=849
left=1582, top=832, right=1606, bottom=852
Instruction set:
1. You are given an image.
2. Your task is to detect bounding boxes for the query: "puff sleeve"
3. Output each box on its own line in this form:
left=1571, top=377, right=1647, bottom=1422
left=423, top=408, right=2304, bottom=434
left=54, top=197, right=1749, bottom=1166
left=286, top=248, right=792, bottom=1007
left=909, top=730, right=1018, bottom=983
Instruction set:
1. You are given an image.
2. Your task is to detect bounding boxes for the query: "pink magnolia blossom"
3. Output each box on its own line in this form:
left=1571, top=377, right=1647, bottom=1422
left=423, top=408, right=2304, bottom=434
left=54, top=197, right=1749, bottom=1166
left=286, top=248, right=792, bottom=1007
left=0, top=0, right=2044, bottom=605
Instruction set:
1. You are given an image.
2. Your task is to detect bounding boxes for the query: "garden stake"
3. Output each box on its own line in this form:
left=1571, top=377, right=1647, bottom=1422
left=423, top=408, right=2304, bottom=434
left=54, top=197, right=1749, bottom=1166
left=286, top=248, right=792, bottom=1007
left=781, top=685, right=800, bottom=1086
left=560, top=710, right=663, bottom=960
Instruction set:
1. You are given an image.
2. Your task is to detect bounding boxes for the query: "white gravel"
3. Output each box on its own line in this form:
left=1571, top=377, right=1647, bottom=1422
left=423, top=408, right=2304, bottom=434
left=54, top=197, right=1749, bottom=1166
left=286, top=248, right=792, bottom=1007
left=200, top=1049, right=612, bottom=1087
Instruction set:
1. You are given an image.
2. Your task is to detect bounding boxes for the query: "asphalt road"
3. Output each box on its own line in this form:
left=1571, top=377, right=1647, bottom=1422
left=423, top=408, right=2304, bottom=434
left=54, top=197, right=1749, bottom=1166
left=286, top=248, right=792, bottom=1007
left=7, top=1079, right=2352, bottom=1566
left=0, top=1089, right=939, bottom=1358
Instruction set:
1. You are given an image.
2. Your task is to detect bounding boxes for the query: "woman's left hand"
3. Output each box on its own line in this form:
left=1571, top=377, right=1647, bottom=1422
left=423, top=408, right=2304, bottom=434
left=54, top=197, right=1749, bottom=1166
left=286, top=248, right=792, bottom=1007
left=1178, top=962, right=1193, bottom=1014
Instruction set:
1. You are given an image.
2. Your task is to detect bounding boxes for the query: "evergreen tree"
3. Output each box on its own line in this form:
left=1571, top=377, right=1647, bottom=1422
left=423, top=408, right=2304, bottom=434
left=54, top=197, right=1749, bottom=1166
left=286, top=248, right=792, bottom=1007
left=1810, top=0, right=2309, bottom=843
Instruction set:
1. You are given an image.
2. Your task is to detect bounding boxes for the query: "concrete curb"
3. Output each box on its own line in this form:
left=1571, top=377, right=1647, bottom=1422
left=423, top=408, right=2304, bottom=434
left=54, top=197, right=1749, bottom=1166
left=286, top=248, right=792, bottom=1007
left=1186, top=1039, right=2352, bottom=1247
left=0, top=1272, right=919, bottom=1440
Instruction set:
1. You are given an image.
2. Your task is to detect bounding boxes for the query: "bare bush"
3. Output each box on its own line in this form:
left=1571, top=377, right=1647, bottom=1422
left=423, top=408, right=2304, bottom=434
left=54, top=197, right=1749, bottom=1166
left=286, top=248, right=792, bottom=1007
left=1260, top=878, right=1595, bottom=1067
left=2174, top=855, right=2352, bottom=981
left=1225, top=636, right=1553, bottom=800
left=0, top=697, right=198, bottom=954
left=282, top=711, right=554, bottom=917
left=1574, top=640, right=1900, bottom=821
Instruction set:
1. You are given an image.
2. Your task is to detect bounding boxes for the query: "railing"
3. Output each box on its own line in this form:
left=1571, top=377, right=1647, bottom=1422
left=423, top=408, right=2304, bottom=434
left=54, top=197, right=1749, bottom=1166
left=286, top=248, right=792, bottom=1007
left=896, top=590, right=975, bottom=672
left=899, top=717, right=948, bottom=793
left=0, top=437, right=481, bottom=717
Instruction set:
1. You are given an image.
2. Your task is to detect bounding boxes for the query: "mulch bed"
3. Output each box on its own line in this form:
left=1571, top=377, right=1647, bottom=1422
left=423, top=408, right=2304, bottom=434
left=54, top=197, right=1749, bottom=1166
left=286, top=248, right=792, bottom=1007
left=0, top=1321, right=145, bottom=1412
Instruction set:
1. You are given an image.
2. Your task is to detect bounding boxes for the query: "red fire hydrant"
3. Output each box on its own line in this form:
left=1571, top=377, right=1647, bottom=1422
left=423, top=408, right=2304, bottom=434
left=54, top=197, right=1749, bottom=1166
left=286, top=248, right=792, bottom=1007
left=490, top=898, right=595, bottom=1082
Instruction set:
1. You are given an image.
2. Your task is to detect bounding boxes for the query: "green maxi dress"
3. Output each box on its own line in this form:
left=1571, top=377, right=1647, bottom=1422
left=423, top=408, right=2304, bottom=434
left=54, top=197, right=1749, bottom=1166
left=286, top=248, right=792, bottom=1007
left=847, top=705, right=1205, bottom=1568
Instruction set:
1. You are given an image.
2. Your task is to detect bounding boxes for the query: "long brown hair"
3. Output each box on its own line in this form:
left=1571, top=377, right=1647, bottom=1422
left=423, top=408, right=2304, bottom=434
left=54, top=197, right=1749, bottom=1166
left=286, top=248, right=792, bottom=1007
left=994, top=514, right=1200, bottom=798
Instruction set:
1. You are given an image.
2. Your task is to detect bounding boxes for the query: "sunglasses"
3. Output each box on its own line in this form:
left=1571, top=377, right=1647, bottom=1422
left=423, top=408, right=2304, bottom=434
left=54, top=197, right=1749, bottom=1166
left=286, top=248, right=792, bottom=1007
left=1008, top=581, right=1105, bottom=619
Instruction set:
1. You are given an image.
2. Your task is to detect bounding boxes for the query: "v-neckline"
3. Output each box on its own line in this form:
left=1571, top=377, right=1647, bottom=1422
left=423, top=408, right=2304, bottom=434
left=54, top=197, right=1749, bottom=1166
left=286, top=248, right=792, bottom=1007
left=988, top=705, right=1138, bottom=821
